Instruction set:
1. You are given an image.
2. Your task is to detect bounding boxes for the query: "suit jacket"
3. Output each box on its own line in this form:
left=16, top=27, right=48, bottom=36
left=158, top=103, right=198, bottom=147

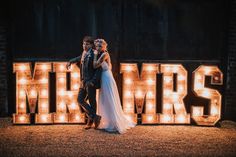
left=69, top=49, right=102, bottom=89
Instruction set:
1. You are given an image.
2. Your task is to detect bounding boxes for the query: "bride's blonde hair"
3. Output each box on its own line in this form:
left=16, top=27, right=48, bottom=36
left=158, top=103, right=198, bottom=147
left=94, top=38, right=108, bottom=52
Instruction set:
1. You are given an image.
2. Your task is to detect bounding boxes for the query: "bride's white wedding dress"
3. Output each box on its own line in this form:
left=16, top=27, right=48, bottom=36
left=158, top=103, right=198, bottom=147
left=97, top=61, right=135, bottom=133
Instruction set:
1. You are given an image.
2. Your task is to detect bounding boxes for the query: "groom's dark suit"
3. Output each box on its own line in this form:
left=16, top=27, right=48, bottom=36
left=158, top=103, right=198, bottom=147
left=69, top=48, right=102, bottom=123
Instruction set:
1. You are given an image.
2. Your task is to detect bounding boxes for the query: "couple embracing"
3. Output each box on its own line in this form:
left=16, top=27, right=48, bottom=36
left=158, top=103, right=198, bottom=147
left=67, top=36, right=135, bottom=134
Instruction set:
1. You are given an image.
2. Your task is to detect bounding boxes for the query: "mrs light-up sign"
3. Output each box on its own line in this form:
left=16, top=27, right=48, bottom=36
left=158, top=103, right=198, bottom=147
left=13, top=62, right=223, bottom=126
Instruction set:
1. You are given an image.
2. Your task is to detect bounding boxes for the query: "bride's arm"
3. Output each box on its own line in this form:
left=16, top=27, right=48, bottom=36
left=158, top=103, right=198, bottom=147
left=107, top=54, right=112, bottom=70
left=93, top=52, right=108, bottom=68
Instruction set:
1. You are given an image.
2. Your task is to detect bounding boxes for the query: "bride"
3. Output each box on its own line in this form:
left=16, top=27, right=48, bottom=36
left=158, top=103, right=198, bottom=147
left=93, top=39, right=135, bottom=134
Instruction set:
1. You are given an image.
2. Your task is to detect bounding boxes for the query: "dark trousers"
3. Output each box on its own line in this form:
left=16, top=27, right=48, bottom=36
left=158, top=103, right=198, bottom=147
left=78, top=85, right=97, bottom=120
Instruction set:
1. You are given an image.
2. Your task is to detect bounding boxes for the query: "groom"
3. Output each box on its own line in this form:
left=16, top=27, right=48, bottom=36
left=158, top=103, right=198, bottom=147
left=67, top=36, right=102, bottom=130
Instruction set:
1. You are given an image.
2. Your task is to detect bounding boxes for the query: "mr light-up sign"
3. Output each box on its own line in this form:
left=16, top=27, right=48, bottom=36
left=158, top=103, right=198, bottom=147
left=13, top=62, right=223, bottom=126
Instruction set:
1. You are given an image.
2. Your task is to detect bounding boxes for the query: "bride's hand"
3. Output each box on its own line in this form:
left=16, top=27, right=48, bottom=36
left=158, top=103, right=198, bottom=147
left=94, top=50, right=98, bottom=55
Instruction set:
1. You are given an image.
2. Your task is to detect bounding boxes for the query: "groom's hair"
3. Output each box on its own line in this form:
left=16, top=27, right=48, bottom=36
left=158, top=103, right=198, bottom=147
left=83, top=36, right=94, bottom=45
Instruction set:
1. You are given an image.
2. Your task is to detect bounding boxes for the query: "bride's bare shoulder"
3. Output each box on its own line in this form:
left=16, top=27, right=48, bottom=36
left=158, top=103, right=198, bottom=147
left=104, top=51, right=110, bottom=58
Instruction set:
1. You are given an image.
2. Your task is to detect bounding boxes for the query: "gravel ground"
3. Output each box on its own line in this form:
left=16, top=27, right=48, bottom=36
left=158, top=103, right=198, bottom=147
left=0, top=118, right=236, bottom=157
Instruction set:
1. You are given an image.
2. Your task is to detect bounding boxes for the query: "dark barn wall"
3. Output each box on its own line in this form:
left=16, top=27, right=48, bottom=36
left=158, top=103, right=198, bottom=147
left=11, top=0, right=226, bottom=60
left=2, top=0, right=234, bottom=120
left=225, top=0, right=236, bottom=120
left=0, top=1, right=9, bottom=116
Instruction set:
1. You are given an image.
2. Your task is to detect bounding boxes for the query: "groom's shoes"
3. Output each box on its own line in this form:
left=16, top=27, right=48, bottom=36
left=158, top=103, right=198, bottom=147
left=84, top=118, right=93, bottom=130
left=94, top=115, right=101, bottom=129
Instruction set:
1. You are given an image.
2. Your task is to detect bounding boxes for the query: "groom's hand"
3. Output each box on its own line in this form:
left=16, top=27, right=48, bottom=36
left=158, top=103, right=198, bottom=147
left=85, top=81, right=94, bottom=87
left=66, top=62, right=71, bottom=70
